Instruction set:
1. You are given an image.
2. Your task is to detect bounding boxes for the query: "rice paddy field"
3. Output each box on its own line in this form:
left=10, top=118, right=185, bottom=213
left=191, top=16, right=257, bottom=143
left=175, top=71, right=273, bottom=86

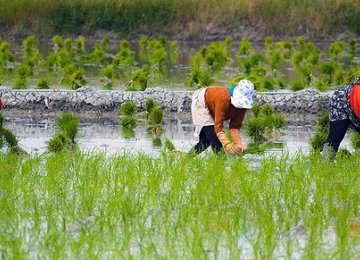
left=0, top=33, right=359, bottom=92
left=1, top=150, right=360, bottom=258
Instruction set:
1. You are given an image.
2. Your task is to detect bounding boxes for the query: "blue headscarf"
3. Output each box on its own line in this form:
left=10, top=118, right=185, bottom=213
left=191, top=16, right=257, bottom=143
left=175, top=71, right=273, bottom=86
left=228, top=84, right=237, bottom=96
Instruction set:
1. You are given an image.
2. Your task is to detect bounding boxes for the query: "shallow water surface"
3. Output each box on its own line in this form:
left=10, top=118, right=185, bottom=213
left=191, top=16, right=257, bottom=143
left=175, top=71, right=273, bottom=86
left=4, top=117, right=352, bottom=156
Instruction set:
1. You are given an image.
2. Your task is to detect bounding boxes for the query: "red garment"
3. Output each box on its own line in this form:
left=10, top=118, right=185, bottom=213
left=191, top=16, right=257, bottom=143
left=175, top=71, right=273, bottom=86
left=0, top=95, right=3, bottom=111
left=349, top=84, right=360, bottom=118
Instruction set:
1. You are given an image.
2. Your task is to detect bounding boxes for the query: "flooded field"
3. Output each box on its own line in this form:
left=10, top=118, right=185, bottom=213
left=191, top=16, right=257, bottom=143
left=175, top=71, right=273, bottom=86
left=5, top=116, right=352, bottom=156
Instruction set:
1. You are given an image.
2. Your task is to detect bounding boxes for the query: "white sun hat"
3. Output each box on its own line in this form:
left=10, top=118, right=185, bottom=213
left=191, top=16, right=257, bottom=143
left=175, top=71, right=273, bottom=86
left=230, top=79, right=254, bottom=109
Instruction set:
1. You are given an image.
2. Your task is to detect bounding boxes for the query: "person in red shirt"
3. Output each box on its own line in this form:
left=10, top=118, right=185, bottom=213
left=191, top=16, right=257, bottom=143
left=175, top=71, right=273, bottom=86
left=323, top=77, right=360, bottom=160
left=190, top=79, right=254, bottom=155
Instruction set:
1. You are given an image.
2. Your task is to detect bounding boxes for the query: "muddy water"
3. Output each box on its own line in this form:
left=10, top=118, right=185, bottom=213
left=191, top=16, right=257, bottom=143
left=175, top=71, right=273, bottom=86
left=4, top=117, right=352, bottom=156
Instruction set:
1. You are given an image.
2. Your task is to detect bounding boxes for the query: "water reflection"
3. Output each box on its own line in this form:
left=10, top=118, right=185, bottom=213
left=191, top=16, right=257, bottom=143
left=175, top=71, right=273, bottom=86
left=4, top=117, right=352, bottom=155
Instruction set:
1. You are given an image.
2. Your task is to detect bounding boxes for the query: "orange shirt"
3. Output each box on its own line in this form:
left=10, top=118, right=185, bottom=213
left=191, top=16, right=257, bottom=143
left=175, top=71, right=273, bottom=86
left=204, top=86, right=247, bottom=134
left=350, top=84, right=360, bottom=118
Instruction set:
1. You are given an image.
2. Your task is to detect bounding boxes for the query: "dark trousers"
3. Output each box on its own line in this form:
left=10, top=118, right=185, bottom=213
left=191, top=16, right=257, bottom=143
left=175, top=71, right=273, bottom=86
left=193, top=125, right=222, bottom=154
left=325, top=119, right=360, bottom=152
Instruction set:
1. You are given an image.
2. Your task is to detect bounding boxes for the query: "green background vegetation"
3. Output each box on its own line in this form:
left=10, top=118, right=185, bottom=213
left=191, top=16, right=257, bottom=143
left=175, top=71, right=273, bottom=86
left=0, top=0, right=359, bottom=37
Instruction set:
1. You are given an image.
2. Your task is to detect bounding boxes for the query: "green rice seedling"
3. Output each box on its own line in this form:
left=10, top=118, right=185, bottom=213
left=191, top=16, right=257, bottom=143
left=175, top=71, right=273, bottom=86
left=148, top=106, right=163, bottom=126
left=47, top=47, right=72, bottom=71
left=139, top=37, right=167, bottom=67
left=0, top=113, right=4, bottom=128
left=264, top=36, right=273, bottom=51
left=267, top=114, right=287, bottom=129
left=350, top=131, right=360, bottom=152
left=238, top=36, right=252, bottom=56
left=2, top=151, right=360, bottom=258
left=61, top=64, right=86, bottom=89
left=186, top=65, right=213, bottom=88
left=121, top=127, right=135, bottom=139
left=36, top=76, right=50, bottom=89
left=119, top=101, right=137, bottom=130
left=291, top=79, right=305, bottom=91
left=262, top=104, right=274, bottom=116
left=145, top=98, right=156, bottom=114
left=245, top=104, right=286, bottom=142
left=159, top=36, right=179, bottom=66
left=239, top=53, right=263, bottom=75
left=87, top=42, right=107, bottom=65
left=47, top=133, right=66, bottom=153
left=168, top=40, right=179, bottom=65
left=52, top=35, right=63, bottom=51
left=267, top=50, right=283, bottom=70
left=143, top=98, right=160, bottom=119
left=344, top=67, right=360, bottom=84
left=13, top=76, right=27, bottom=89
left=320, top=61, right=337, bottom=84
left=310, top=112, right=329, bottom=151
left=291, top=51, right=305, bottom=67
left=348, top=38, right=356, bottom=58
left=119, top=115, right=136, bottom=129
left=0, top=115, right=24, bottom=154
left=329, top=40, right=345, bottom=61
left=296, top=65, right=313, bottom=85
left=316, top=111, right=330, bottom=131
left=15, top=63, right=31, bottom=79
left=0, top=39, right=14, bottom=72
left=99, top=64, right=118, bottom=80
left=63, top=37, right=72, bottom=52
left=99, top=77, right=113, bottom=90
left=203, top=41, right=231, bottom=72
left=74, top=36, right=86, bottom=56
left=275, top=40, right=293, bottom=59
left=47, top=112, right=79, bottom=152
left=127, top=66, right=152, bottom=91
left=333, top=68, right=345, bottom=86
left=1, top=128, right=18, bottom=152
left=112, top=40, right=135, bottom=70
left=22, top=35, right=44, bottom=74
left=163, top=138, right=176, bottom=152
left=307, top=52, right=320, bottom=66
left=148, top=106, right=164, bottom=135
left=56, top=112, right=79, bottom=143
left=310, top=127, right=328, bottom=152
left=245, top=117, right=266, bottom=143
left=252, top=103, right=261, bottom=118
left=119, top=100, right=137, bottom=116
left=314, top=80, right=328, bottom=92
left=189, top=39, right=230, bottom=75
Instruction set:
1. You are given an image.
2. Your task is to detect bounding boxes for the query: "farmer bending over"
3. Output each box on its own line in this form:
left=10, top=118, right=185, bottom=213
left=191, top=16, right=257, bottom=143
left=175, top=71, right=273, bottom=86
left=190, top=79, right=254, bottom=155
left=323, top=77, right=360, bottom=160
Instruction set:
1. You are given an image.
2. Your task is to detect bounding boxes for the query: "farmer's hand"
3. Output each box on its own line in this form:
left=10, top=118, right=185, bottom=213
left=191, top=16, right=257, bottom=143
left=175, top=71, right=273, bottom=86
left=224, top=142, right=237, bottom=154
left=217, top=131, right=235, bottom=154
left=230, top=129, right=244, bottom=154
left=234, top=143, right=244, bottom=153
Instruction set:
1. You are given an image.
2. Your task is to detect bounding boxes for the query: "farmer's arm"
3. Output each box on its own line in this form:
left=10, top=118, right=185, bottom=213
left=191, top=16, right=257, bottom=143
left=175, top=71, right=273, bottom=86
left=229, top=109, right=247, bottom=152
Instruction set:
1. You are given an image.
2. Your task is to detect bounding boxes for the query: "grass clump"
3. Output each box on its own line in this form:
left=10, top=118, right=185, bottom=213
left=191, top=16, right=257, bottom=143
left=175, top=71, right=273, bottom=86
left=47, top=112, right=80, bottom=152
left=309, top=112, right=329, bottom=152
left=36, top=76, right=50, bottom=89
left=245, top=103, right=286, bottom=142
left=350, top=131, right=360, bottom=152
left=186, top=38, right=230, bottom=88
left=0, top=113, right=24, bottom=154
left=119, top=100, right=137, bottom=116
left=119, top=100, right=137, bottom=130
